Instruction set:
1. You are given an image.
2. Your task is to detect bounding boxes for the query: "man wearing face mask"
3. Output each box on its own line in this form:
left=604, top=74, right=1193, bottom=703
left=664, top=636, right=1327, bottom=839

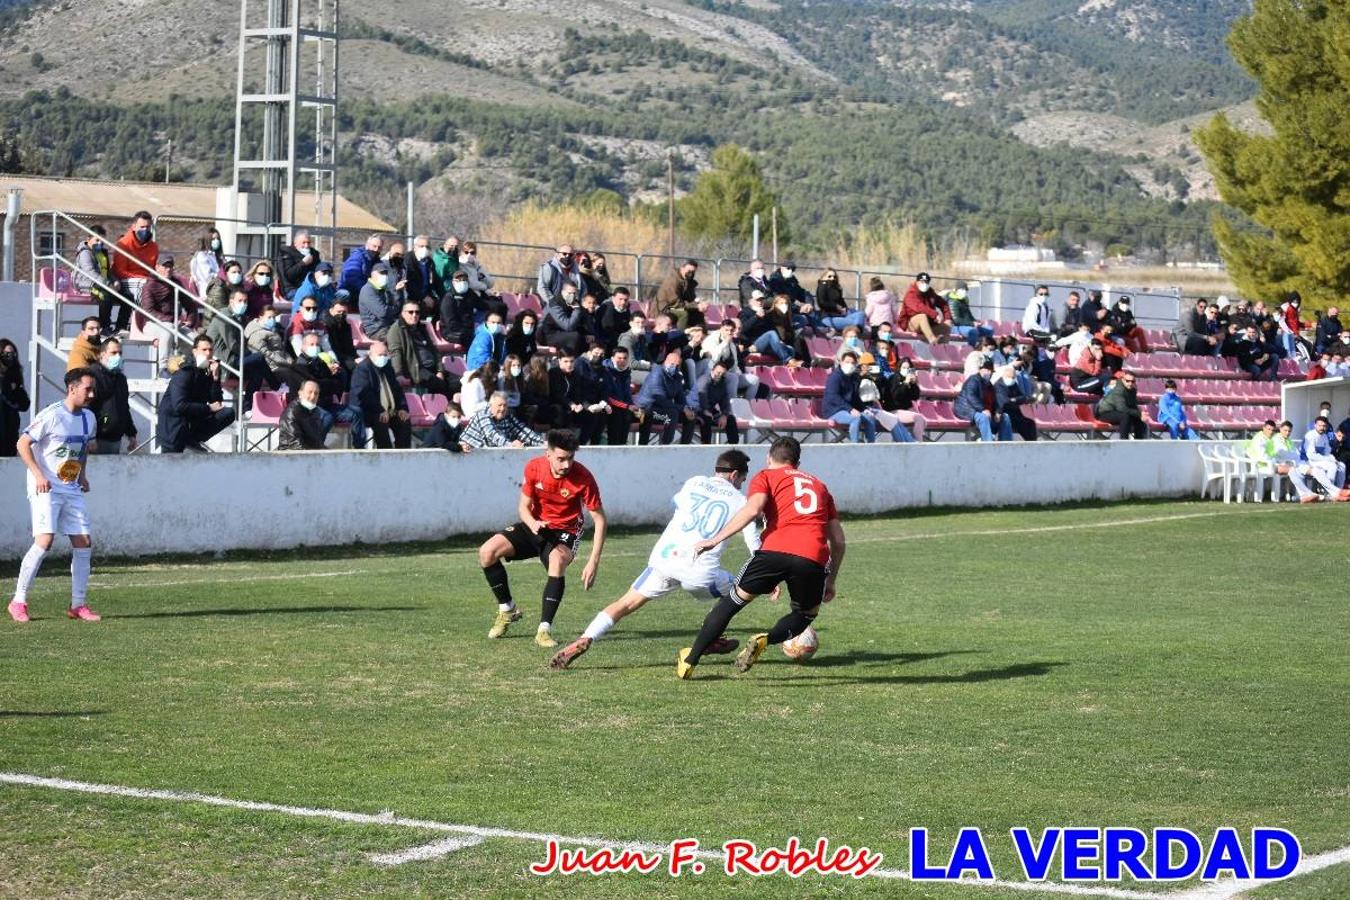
left=341, top=234, right=384, bottom=295
left=431, top=235, right=461, bottom=298
left=350, top=340, right=411, bottom=449
left=822, top=350, right=879, bottom=443
left=424, top=401, right=470, bottom=452
left=538, top=283, right=588, bottom=358
left=277, top=380, right=327, bottom=451
left=655, top=260, right=705, bottom=329
left=88, top=338, right=137, bottom=454
left=767, top=260, right=814, bottom=323
left=388, top=302, right=453, bottom=397
left=467, top=310, right=508, bottom=371
left=1022, top=285, right=1056, bottom=343
left=111, top=210, right=159, bottom=307
left=617, top=312, right=654, bottom=376
left=943, top=280, right=995, bottom=347
left=1237, top=325, right=1278, bottom=381
left=954, top=359, right=1013, bottom=442
left=285, top=331, right=362, bottom=446
left=602, top=347, right=637, bottom=444
left=403, top=234, right=433, bottom=314
left=636, top=351, right=696, bottom=446
left=159, top=337, right=235, bottom=453
left=899, top=273, right=951, bottom=344
left=288, top=294, right=331, bottom=357
left=67, top=317, right=104, bottom=371
left=208, top=289, right=275, bottom=408
left=702, top=317, right=759, bottom=400
left=1110, top=295, right=1149, bottom=353
left=324, top=298, right=358, bottom=372
left=537, top=244, right=584, bottom=308
left=596, top=286, right=632, bottom=351
left=277, top=230, right=321, bottom=300
left=74, top=226, right=120, bottom=337
left=290, top=260, right=338, bottom=316
left=547, top=351, right=605, bottom=445
left=993, top=365, right=1038, bottom=442
left=439, top=270, right=478, bottom=350
left=457, top=240, right=495, bottom=295
left=381, top=242, right=410, bottom=306
left=690, top=362, right=740, bottom=445
left=739, top=291, right=794, bottom=365
left=738, top=259, right=773, bottom=304
left=359, top=262, right=399, bottom=341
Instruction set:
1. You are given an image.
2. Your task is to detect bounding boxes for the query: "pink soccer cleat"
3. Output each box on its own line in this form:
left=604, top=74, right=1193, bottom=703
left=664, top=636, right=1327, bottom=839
left=8, top=600, right=29, bottom=623
left=67, top=606, right=101, bottom=622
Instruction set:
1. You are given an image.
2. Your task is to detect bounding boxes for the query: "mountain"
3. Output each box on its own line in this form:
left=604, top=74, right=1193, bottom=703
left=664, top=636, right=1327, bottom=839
left=0, top=0, right=1257, bottom=260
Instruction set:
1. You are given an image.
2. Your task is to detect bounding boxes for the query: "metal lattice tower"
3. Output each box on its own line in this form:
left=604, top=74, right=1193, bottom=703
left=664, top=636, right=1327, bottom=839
left=231, top=0, right=339, bottom=259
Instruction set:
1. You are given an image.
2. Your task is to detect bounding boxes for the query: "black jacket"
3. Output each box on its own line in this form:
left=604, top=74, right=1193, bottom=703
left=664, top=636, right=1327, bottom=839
left=816, top=279, right=849, bottom=316
left=278, top=400, right=325, bottom=450
left=158, top=364, right=224, bottom=452
left=439, top=290, right=478, bottom=348
left=349, top=359, right=408, bottom=424
left=548, top=367, right=597, bottom=407
left=325, top=313, right=357, bottom=369
left=277, top=245, right=321, bottom=299
left=406, top=254, right=431, bottom=306
left=89, top=362, right=136, bottom=442
left=423, top=415, right=466, bottom=452
left=505, top=322, right=538, bottom=362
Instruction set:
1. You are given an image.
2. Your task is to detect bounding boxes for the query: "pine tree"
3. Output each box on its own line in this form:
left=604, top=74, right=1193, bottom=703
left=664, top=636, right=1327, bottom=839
left=678, top=144, right=785, bottom=246
left=1195, top=0, right=1350, bottom=307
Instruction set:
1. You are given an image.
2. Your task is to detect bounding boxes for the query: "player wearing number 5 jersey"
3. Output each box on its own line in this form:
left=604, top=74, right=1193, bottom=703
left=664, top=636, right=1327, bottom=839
left=549, top=450, right=760, bottom=669
left=8, top=368, right=101, bottom=624
left=677, top=436, right=845, bottom=679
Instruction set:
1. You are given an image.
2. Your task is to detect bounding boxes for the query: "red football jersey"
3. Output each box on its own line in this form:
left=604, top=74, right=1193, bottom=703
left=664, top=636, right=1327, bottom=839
left=521, top=456, right=602, bottom=533
left=748, top=466, right=837, bottom=565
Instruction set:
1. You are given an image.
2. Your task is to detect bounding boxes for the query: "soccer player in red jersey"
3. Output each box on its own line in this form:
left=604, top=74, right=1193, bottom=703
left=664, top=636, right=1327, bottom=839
left=478, top=429, right=608, bottom=648
left=678, top=436, right=845, bottom=679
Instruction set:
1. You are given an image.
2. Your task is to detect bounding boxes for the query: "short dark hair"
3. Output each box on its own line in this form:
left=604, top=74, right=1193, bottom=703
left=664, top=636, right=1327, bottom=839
left=684, top=259, right=699, bottom=268
left=839, top=350, right=859, bottom=362
left=132, top=210, right=153, bottom=223
left=611, top=346, right=629, bottom=357
left=101, top=337, right=121, bottom=352
left=193, top=335, right=213, bottom=350
left=81, top=315, right=100, bottom=329
left=546, top=429, right=579, bottom=453
left=1279, top=420, right=1293, bottom=429
left=65, top=367, right=93, bottom=388
left=630, top=311, right=646, bottom=322
left=224, top=258, right=242, bottom=271
left=768, top=436, right=801, bottom=466
left=612, top=286, right=630, bottom=297
left=90, top=224, right=107, bottom=237
left=1263, top=419, right=1277, bottom=429
left=1164, top=379, right=1177, bottom=389
left=715, top=449, right=750, bottom=476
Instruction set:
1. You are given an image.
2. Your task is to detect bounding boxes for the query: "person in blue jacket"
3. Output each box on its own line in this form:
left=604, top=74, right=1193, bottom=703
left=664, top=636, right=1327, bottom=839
left=340, top=235, right=383, bottom=295
left=953, top=359, right=1013, bottom=442
left=820, top=350, right=876, bottom=443
left=290, top=261, right=340, bottom=316
left=466, top=311, right=508, bottom=371
left=1156, top=379, right=1196, bottom=440
left=636, top=351, right=694, bottom=445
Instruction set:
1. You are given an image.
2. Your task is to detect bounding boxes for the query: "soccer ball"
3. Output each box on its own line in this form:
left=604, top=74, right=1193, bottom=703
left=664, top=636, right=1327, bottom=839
left=781, top=626, right=819, bottom=662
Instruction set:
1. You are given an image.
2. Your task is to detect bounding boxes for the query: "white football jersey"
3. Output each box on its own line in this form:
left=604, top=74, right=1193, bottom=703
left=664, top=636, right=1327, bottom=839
left=23, top=401, right=94, bottom=496
left=648, top=474, right=760, bottom=574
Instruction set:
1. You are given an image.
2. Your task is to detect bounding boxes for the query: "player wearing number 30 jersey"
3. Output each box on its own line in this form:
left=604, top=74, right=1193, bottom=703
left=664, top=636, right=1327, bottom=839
left=677, top=436, right=846, bottom=679
left=549, top=450, right=759, bottom=669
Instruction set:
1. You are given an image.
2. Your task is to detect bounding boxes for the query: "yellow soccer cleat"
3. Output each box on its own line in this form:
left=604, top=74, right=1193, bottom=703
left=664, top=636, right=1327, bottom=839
left=734, top=633, right=769, bottom=674
left=488, top=607, right=523, bottom=639
left=534, top=627, right=558, bottom=649
left=676, top=647, right=696, bottom=680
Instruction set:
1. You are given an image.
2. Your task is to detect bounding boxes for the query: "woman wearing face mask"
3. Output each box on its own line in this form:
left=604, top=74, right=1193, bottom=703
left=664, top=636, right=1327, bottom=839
left=205, top=260, right=245, bottom=312
left=499, top=354, right=525, bottom=410
left=290, top=261, right=338, bottom=317
left=815, top=269, right=866, bottom=333
left=767, top=293, right=806, bottom=368
left=0, top=338, right=32, bottom=457
left=519, top=356, right=552, bottom=428
left=460, top=360, right=499, bottom=419
left=190, top=229, right=224, bottom=299
left=580, top=252, right=612, bottom=304
left=871, top=352, right=925, bottom=442
left=455, top=240, right=495, bottom=293
left=505, top=311, right=539, bottom=364
left=243, top=261, right=278, bottom=321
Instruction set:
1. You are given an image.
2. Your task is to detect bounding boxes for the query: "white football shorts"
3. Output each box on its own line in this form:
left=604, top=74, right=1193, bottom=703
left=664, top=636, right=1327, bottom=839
left=29, top=490, right=91, bottom=537
left=631, top=563, right=733, bottom=601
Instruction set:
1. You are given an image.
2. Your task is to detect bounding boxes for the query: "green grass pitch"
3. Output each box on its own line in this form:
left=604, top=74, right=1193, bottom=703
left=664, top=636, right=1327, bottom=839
left=2, top=500, right=1347, bottom=899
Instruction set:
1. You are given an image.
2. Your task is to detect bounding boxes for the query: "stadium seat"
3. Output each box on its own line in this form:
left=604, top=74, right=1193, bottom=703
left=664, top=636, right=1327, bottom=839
left=349, top=316, right=374, bottom=350
left=421, top=393, right=449, bottom=421
left=442, top=355, right=467, bottom=378
left=405, top=393, right=433, bottom=427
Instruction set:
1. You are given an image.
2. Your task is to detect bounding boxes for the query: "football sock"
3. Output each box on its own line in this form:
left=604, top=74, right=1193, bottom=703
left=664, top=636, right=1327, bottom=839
left=767, top=610, right=816, bottom=646
left=540, top=576, right=565, bottom=627
left=582, top=611, right=615, bottom=641
left=483, top=561, right=513, bottom=609
left=687, top=594, right=744, bottom=665
left=70, top=548, right=92, bottom=606
left=14, top=544, right=48, bottom=604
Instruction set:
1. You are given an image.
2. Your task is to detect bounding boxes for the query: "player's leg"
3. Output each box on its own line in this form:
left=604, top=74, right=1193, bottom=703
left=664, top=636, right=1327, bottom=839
left=679, top=556, right=774, bottom=678
left=10, top=495, right=58, bottom=622
left=549, top=581, right=657, bottom=670
left=680, top=570, right=740, bottom=655
left=735, top=559, right=826, bottom=674
left=62, top=495, right=98, bottom=620
left=481, top=528, right=525, bottom=638
left=535, top=540, right=576, bottom=648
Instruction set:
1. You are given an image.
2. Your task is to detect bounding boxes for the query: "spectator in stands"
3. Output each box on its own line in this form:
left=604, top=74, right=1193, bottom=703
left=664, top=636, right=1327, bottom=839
left=597, top=286, right=632, bottom=351
left=994, top=365, right=1038, bottom=442
left=0, top=338, right=29, bottom=457
left=241, top=261, right=277, bottom=322
left=74, top=227, right=118, bottom=337
left=1303, top=416, right=1346, bottom=488
left=505, top=310, right=538, bottom=363
left=324, top=296, right=358, bottom=373
left=1156, top=379, right=1196, bottom=440
left=876, top=353, right=926, bottom=441
left=954, top=360, right=1011, bottom=442
left=500, top=355, right=525, bottom=410
left=139, top=256, right=185, bottom=373
left=738, top=259, right=774, bottom=304
left=467, top=309, right=508, bottom=371
left=944, top=280, right=994, bottom=347
left=278, top=379, right=326, bottom=451
left=1238, top=325, right=1278, bottom=381
left=766, top=295, right=806, bottom=367
left=814, top=269, right=865, bottom=333
left=359, top=262, right=399, bottom=341
left=767, top=260, right=814, bottom=324
left=1094, top=322, right=1128, bottom=375
left=1080, top=289, right=1106, bottom=328
left=1314, top=306, right=1342, bottom=355
left=537, top=244, right=584, bottom=309
left=244, top=306, right=293, bottom=380
left=87, top=338, right=136, bottom=455
left=578, top=251, right=610, bottom=302
left=547, top=351, right=605, bottom=444
left=539, top=281, right=589, bottom=357
left=864, top=276, right=898, bottom=329
left=205, top=259, right=244, bottom=313
left=822, top=350, right=878, bottom=443
left=520, top=357, right=551, bottom=428
left=277, top=230, right=320, bottom=301
left=1022, top=285, right=1055, bottom=342
left=290, top=260, right=338, bottom=317
left=450, top=240, right=490, bottom=295
left=617, top=312, right=654, bottom=373
left=460, top=360, right=500, bottom=419
left=405, top=235, right=433, bottom=316
left=899, top=273, right=951, bottom=344
left=1070, top=341, right=1108, bottom=397
left=1058, top=291, right=1084, bottom=337
left=739, top=292, right=795, bottom=365
left=188, top=228, right=223, bottom=300
left=208, top=289, right=272, bottom=407
left=1277, top=292, right=1308, bottom=359
left=579, top=293, right=604, bottom=347
left=341, top=234, right=384, bottom=295
left=288, top=292, right=330, bottom=356
left=350, top=340, right=410, bottom=449
left=680, top=325, right=709, bottom=387
left=655, top=259, right=704, bottom=329
left=438, top=269, right=477, bottom=350
left=381, top=242, right=411, bottom=306
left=424, top=401, right=469, bottom=452
left=111, top=210, right=158, bottom=308
left=964, top=336, right=997, bottom=376
left=636, top=351, right=695, bottom=445
left=1259, top=317, right=1287, bottom=361
left=388, top=301, right=452, bottom=397
left=462, top=392, right=543, bottom=449
left=1218, top=317, right=1244, bottom=359
left=1110, top=296, right=1149, bottom=352
left=702, top=317, right=758, bottom=400
left=1096, top=371, right=1148, bottom=439
left=1176, top=298, right=1220, bottom=356
left=159, top=336, right=234, bottom=453
left=690, top=362, right=740, bottom=445
left=431, top=235, right=460, bottom=298
left=288, top=331, right=362, bottom=443
left=1013, top=351, right=1052, bottom=405
left=992, top=335, right=1022, bottom=369
left=602, top=347, right=636, bottom=445
left=67, top=316, right=103, bottom=371
left=1026, top=344, right=1064, bottom=404
left=1307, top=351, right=1332, bottom=381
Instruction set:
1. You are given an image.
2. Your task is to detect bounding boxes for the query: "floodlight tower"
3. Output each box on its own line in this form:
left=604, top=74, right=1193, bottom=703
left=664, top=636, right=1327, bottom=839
left=230, top=0, right=339, bottom=260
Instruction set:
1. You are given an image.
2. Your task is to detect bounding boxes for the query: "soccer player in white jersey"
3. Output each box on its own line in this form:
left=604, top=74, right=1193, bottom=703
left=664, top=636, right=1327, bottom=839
left=8, top=368, right=101, bottom=623
left=549, top=450, right=760, bottom=669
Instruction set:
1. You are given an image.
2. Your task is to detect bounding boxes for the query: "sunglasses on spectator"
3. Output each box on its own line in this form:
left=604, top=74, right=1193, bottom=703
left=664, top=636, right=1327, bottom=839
left=302, top=305, right=317, bottom=311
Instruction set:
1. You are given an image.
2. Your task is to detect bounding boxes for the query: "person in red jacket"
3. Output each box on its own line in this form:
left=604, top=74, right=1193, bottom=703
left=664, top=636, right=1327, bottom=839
left=898, top=272, right=951, bottom=344
left=110, top=211, right=158, bottom=331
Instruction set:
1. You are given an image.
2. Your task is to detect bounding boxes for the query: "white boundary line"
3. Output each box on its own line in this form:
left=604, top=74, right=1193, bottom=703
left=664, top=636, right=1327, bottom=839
left=0, top=771, right=1278, bottom=899
left=1171, top=843, right=1350, bottom=899
left=89, top=570, right=363, bottom=590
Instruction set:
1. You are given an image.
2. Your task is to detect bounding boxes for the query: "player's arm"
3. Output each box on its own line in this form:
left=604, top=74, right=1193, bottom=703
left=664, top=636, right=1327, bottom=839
left=518, top=489, right=541, bottom=534
left=824, top=517, right=846, bottom=603
left=694, top=491, right=766, bottom=555
left=581, top=503, right=607, bottom=590
left=741, top=517, right=762, bottom=553
left=15, top=433, right=50, bottom=494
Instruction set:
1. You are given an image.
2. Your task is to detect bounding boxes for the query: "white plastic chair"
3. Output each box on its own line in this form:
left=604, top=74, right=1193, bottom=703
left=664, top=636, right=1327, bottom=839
left=1197, top=446, right=1230, bottom=502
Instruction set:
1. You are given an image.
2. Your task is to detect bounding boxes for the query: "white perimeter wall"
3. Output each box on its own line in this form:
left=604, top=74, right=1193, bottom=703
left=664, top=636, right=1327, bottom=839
left=0, top=442, right=1207, bottom=560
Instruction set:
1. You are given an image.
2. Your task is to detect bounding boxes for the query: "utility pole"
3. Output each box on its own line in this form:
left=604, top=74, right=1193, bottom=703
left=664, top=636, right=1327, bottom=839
left=667, top=151, right=676, bottom=262
left=771, top=205, right=779, bottom=264
left=165, top=139, right=172, bottom=184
